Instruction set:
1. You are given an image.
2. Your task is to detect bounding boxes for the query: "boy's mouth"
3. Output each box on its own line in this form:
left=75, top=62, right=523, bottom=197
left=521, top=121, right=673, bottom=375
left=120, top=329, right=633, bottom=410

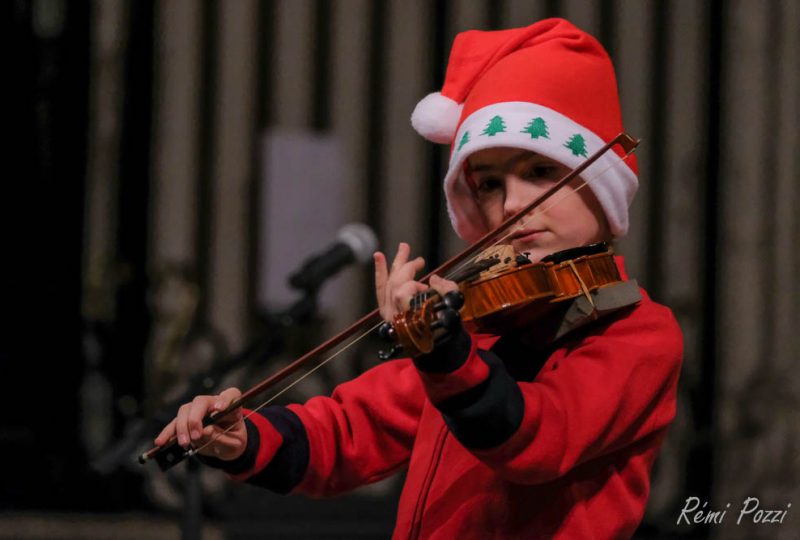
left=509, top=228, right=547, bottom=244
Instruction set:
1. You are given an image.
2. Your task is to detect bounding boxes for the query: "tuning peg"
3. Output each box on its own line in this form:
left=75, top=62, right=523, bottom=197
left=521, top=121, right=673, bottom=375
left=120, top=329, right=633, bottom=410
left=442, top=290, right=464, bottom=311
left=430, top=307, right=461, bottom=333
left=377, top=321, right=396, bottom=342
left=433, top=290, right=464, bottom=313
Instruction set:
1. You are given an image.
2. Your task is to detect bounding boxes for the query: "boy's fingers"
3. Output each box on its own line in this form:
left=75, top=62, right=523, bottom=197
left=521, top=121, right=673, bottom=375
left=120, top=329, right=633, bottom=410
left=391, top=243, right=410, bottom=271
left=201, top=425, right=228, bottom=447
left=155, top=418, right=177, bottom=446
left=212, top=388, right=244, bottom=426
left=157, top=387, right=244, bottom=450
left=222, top=386, right=242, bottom=400
left=214, top=387, right=242, bottom=411
left=175, top=403, right=191, bottom=448
left=429, top=274, right=458, bottom=295
left=407, top=257, right=425, bottom=279
left=374, top=252, right=388, bottom=307
left=188, top=396, right=213, bottom=441
left=392, top=281, right=427, bottom=312
left=391, top=257, right=426, bottom=286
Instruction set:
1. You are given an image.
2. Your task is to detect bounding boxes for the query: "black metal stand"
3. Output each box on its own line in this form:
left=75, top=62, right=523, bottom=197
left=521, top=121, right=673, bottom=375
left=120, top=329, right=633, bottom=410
left=182, top=457, right=202, bottom=540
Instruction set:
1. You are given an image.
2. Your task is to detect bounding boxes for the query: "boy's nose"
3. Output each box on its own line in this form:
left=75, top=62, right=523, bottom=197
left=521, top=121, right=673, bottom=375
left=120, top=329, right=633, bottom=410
left=503, top=176, right=531, bottom=218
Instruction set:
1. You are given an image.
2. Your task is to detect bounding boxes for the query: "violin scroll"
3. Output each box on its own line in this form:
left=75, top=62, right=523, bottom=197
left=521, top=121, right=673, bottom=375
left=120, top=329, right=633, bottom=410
left=378, top=290, right=465, bottom=360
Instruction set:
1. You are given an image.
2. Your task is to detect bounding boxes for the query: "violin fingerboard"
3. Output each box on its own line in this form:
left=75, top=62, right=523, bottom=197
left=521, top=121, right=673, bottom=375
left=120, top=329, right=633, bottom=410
left=448, top=258, right=500, bottom=283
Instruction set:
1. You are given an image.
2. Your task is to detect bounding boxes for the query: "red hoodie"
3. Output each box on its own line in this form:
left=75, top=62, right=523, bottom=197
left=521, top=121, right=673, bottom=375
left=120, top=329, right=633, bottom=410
left=208, top=260, right=683, bottom=539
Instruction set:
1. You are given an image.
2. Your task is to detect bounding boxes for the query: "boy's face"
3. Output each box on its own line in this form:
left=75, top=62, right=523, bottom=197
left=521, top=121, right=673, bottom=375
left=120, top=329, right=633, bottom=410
left=467, top=147, right=611, bottom=263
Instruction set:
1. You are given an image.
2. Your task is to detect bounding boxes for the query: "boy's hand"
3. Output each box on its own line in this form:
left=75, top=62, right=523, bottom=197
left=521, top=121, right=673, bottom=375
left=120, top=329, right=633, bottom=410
left=154, top=387, right=247, bottom=461
left=374, top=242, right=458, bottom=323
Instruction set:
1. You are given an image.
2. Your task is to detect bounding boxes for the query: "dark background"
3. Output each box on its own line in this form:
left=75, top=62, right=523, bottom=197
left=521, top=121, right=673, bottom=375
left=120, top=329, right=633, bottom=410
left=3, top=1, right=798, bottom=539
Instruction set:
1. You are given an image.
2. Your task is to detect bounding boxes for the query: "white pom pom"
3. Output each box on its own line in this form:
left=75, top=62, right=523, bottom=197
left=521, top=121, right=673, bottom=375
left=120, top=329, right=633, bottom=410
left=410, top=92, right=463, bottom=144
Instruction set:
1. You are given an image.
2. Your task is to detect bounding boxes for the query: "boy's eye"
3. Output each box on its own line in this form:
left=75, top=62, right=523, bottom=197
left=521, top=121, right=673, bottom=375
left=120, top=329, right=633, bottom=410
left=476, top=177, right=503, bottom=194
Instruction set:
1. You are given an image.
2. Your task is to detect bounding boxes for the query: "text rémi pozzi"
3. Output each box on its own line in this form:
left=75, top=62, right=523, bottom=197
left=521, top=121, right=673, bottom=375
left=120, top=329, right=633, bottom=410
left=678, top=497, right=791, bottom=525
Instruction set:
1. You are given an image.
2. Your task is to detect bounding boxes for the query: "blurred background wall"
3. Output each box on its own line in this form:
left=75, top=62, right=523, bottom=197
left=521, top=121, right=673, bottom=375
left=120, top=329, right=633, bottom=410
left=3, top=0, right=798, bottom=538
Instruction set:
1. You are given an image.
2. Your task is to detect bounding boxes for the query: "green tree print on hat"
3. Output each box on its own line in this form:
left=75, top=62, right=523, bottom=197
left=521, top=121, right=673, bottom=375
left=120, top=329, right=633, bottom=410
left=480, top=116, right=506, bottom=136
left=564, top=134, right=588, bottom=157
left=521, top=117, right=549, bottom=139
left=457, top=131, right=470, bottom=151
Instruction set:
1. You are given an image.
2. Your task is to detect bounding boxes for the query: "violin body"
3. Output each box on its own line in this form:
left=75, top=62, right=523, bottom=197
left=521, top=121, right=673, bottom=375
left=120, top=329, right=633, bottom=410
left=462, top=244, right=622, bottom=332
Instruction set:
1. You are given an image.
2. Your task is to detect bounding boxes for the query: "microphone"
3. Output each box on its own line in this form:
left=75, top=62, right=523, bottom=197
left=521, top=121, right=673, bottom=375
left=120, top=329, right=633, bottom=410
left=288, top=223, right=378, bottom=292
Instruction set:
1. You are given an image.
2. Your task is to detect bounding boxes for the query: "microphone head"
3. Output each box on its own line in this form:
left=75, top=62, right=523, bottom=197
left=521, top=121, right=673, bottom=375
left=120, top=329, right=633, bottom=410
left=337, top=223, right=378, bottom=263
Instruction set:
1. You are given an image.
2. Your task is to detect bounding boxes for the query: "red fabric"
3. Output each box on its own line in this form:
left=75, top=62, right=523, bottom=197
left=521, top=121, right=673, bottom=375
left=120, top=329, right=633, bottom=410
left=441, top=18, right=636, bottom=172
left=246, top=262, right=683, bottom=539
left=228, top=409, right=284, bottom=481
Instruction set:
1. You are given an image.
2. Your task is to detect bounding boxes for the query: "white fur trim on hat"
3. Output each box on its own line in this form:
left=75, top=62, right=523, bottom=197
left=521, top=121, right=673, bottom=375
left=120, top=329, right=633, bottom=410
left=444, top=102, right=638, bottom=242
left=411, top=92, right=463, bottom=144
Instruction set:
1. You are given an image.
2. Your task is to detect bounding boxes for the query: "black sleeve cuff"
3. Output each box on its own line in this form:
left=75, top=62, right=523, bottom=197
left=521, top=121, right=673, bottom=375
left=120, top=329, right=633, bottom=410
left=413, top=327, right=472, bottom=373
left=196, top=417, right=260, bottom=475
left=436, top=350, right=524, bottom=450
left=245, top=406, right=310, bottom=494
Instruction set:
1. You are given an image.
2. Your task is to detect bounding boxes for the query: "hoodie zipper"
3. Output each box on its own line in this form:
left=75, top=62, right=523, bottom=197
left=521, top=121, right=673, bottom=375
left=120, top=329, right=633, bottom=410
left=408, top=424, right=448, bottom=540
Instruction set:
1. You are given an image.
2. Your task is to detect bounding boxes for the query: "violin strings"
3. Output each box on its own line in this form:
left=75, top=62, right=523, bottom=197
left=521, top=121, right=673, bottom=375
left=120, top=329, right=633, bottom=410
left=186, top=320, right=385, bottom=458
left=183, top=146, right=637, bottom=460
left=440, top=148, right=637, bottom=282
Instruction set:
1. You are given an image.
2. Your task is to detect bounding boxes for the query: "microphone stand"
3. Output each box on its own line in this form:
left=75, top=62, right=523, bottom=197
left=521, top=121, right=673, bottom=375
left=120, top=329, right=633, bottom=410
left=91, top=288, right=322, bottom=540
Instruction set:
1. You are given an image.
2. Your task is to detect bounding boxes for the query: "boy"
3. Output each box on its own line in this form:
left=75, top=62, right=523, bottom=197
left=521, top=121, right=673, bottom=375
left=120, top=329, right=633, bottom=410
left=156, top=18, right=682, bottom=539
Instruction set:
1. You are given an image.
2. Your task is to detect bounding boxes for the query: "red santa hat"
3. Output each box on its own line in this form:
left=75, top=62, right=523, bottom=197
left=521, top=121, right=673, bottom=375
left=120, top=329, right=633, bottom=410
left=411, top=18, right=638, bottom=242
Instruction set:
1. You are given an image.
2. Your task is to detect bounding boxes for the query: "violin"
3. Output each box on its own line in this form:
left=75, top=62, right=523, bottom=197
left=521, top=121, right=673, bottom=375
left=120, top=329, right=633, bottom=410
left=138, top=133, right=639, bottom=471
left=382, top=241, right=623, bottom=359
